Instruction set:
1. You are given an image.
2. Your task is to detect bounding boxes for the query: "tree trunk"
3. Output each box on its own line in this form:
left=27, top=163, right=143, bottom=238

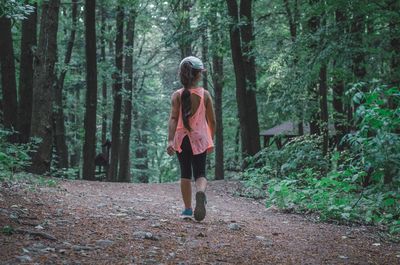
left=82, top=0, right=98, bottom=180
left=226, top=0, right=261, bottom=159
left=54, top=0, right=78, bottom=169
left=100, top=3, right=108, bottom=155
left=119, top=11, right=136, bottom=182
left=239, top=0, right=261, bottom=156
left=307, top=0, right=321, bottom=136
left=108, top=6, right=124, bottom=181
left=332, top=10, right=347, bottom=148
left=389, top=0, right=400, bottom=87
left=319, top=64, right=328, bottom=156
left=136, top=118, right=149, bottom=183
left=29, top=0, right=60, bottom=174
left=18, top=2, right=37, bottom=143
left=0, top=16, right=18, bottom=142
left=202, top=23, right=208, bottom=90
left=210, top=11, right=224, bottom=180
left=179, top=0, right=192, bottom=58
left=212, top=55, right=224, bottom=179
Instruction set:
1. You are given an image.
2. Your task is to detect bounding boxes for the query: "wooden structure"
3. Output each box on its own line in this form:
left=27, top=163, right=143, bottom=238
left=260, top=121, right=336, bottom=149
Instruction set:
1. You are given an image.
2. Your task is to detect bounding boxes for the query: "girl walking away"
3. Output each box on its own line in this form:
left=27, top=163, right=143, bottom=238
left=167, top=56, right=216, bottom=221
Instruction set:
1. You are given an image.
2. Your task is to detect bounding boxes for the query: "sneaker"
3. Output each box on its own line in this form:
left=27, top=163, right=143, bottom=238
left=181, top=208, right=193, bottom=219
left=194, top=191, right=207, bottom=221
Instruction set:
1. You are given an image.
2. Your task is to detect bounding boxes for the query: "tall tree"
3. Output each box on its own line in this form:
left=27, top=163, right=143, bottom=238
left=119, top=9, right=137, bottom=182
left=100, top=2, right=108, bottom=155
left=179, top=0, right=192, bottom=58
left=82, top=0, right=98, bottom=180
left=54, top=0, right=78, bottom=169
left=226, top=0, right=261, bottom=158
left=108, top=5, right=124, bottom=181
left=0, top=16, right=18, bottom=141
left=332, top=10, right=347, bottom=148
left=209, top=2, right=225, bottom=180
left=18, top=2, right=37, bottom=143
left=30, top=0, right=61, bottom=174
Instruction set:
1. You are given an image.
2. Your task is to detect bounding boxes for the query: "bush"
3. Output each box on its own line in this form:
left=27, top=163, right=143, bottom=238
left=345, top=85, right=400, bottom=184
left=0, top=128, right=33, bottom=181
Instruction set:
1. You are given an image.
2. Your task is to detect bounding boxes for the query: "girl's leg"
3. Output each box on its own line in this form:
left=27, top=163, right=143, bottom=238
left=195, top=176, right=207, bottom=192
left=180, top=178, right=192, bottom=209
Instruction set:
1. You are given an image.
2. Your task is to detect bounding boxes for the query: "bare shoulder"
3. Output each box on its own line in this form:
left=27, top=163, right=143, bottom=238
left=203, top=89, right=212, bottom=103
left=171, top=91, right=181, bottom=102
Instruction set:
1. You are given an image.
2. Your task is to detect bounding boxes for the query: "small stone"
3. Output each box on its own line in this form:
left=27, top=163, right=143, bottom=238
left=41, top=247, right=56, bottom=253
left=133, top=231, right=147, bottom=239
left=22, top=248, right=30, bottom=253
left=72, top=245, right=94, bottom=251
left=338, top=255, right=348, bottom=259
left=228, top=223, right=240, bottom=231
left=16, top=255, right=32, bottom=262
left=115, top=213, right=128, bottom=217
left=95, top=240, right=114, bottom=247
left=145, top=232, right=159, bottom=241
left=197, top=232, right=206, bottom=237
left=151, top=223, right=161, bottom=228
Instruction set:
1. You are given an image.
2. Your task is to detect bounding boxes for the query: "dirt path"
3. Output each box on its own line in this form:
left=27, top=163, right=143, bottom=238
left=1, top=179, right=399, bottom=264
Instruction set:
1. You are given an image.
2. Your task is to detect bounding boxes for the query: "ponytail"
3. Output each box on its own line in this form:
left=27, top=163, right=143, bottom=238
left=179, top=61, right=201, bottom=131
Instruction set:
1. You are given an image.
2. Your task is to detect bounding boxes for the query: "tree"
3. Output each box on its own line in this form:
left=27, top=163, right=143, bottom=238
left=119, top=9, right=137, bottom=182
left=0, top=16, right=18, bottom=142
left=108, top=5, right=124, bottom=181
left=30, top=0, right=61, bottom=174
left=226, top=0, right=261, bottom=159
left=18, top=1, right=37, bottom=143
left=82, top=0, right=98, bottom=180
left=54, top=0, right=78, bottom=169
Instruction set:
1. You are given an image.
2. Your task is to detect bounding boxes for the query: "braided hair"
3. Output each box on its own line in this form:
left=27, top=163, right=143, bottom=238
left=179, top=61, right=201, bottom=131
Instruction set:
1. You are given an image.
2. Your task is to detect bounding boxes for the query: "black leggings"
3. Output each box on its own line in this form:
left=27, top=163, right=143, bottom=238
left=177, top=136, right=207, bottom=180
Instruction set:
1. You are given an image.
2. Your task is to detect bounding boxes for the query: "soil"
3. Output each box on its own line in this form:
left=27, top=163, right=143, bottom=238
left=1, top=179, right=399, bottom=264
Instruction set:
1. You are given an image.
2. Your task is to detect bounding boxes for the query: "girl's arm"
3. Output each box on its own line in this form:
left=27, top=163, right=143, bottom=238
left=167, top=92, right=180, bottom=155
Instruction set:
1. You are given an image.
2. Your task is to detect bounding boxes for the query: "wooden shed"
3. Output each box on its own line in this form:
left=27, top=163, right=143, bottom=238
left=260, top=121, right=336, bottom=149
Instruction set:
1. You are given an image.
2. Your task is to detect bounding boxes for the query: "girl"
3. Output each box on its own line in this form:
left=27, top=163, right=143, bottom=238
left=167, top=56, right=216, bottom=221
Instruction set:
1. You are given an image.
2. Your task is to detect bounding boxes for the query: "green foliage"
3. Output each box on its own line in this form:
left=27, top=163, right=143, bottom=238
left=0, top=128, right=34, bottom=181
left=243, top=84, right=400, bottom=235
left=0, top=0, right=35, bottom=19
left=345, top=84, right=400, bottom=184
left=266, top=168, right=400, bottom=235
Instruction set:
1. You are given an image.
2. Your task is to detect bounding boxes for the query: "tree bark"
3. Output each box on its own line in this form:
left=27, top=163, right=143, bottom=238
left=0, top=16, right=18, bottom=142
left=82, top=0, right=98, bottom=180
left=100, top=3, right=108, bottom=155
left=179, top=0, right=192, bottom=58
left=319, top=64, right=328, bottom=155
left=119, top=11, right=136, bottom=182
left=332, top=10, right=347, bottom=148
left=54, top=0, right=78, bottom=169
left=29, top=0, right=60, bottom=174
left=226, top=0, right=261, bottom=159
left=108, top=6, right=124, bottom=181
left=210, top=11, right=224, bottom=180
left=18, top=2, right=37, bottom=143
left=307, top=0, right=321, bottom=136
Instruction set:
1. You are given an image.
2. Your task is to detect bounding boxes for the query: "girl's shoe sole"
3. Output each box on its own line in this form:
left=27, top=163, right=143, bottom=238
left=194, top=191, right=206, bottom=221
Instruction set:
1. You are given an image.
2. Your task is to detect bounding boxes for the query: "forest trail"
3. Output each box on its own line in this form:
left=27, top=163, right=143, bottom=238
left=1, top=179, right=399, bottom=265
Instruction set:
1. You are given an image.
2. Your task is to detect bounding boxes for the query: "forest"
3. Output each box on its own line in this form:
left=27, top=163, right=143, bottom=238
left=0, top=0, right=399, bottom=260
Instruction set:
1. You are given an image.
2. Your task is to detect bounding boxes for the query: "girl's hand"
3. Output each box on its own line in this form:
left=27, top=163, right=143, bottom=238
left=167, top=141, right=175, bottom=156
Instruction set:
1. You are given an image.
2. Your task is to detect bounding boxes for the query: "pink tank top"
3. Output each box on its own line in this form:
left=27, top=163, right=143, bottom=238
left=173, top=87, right=214, bottom=155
